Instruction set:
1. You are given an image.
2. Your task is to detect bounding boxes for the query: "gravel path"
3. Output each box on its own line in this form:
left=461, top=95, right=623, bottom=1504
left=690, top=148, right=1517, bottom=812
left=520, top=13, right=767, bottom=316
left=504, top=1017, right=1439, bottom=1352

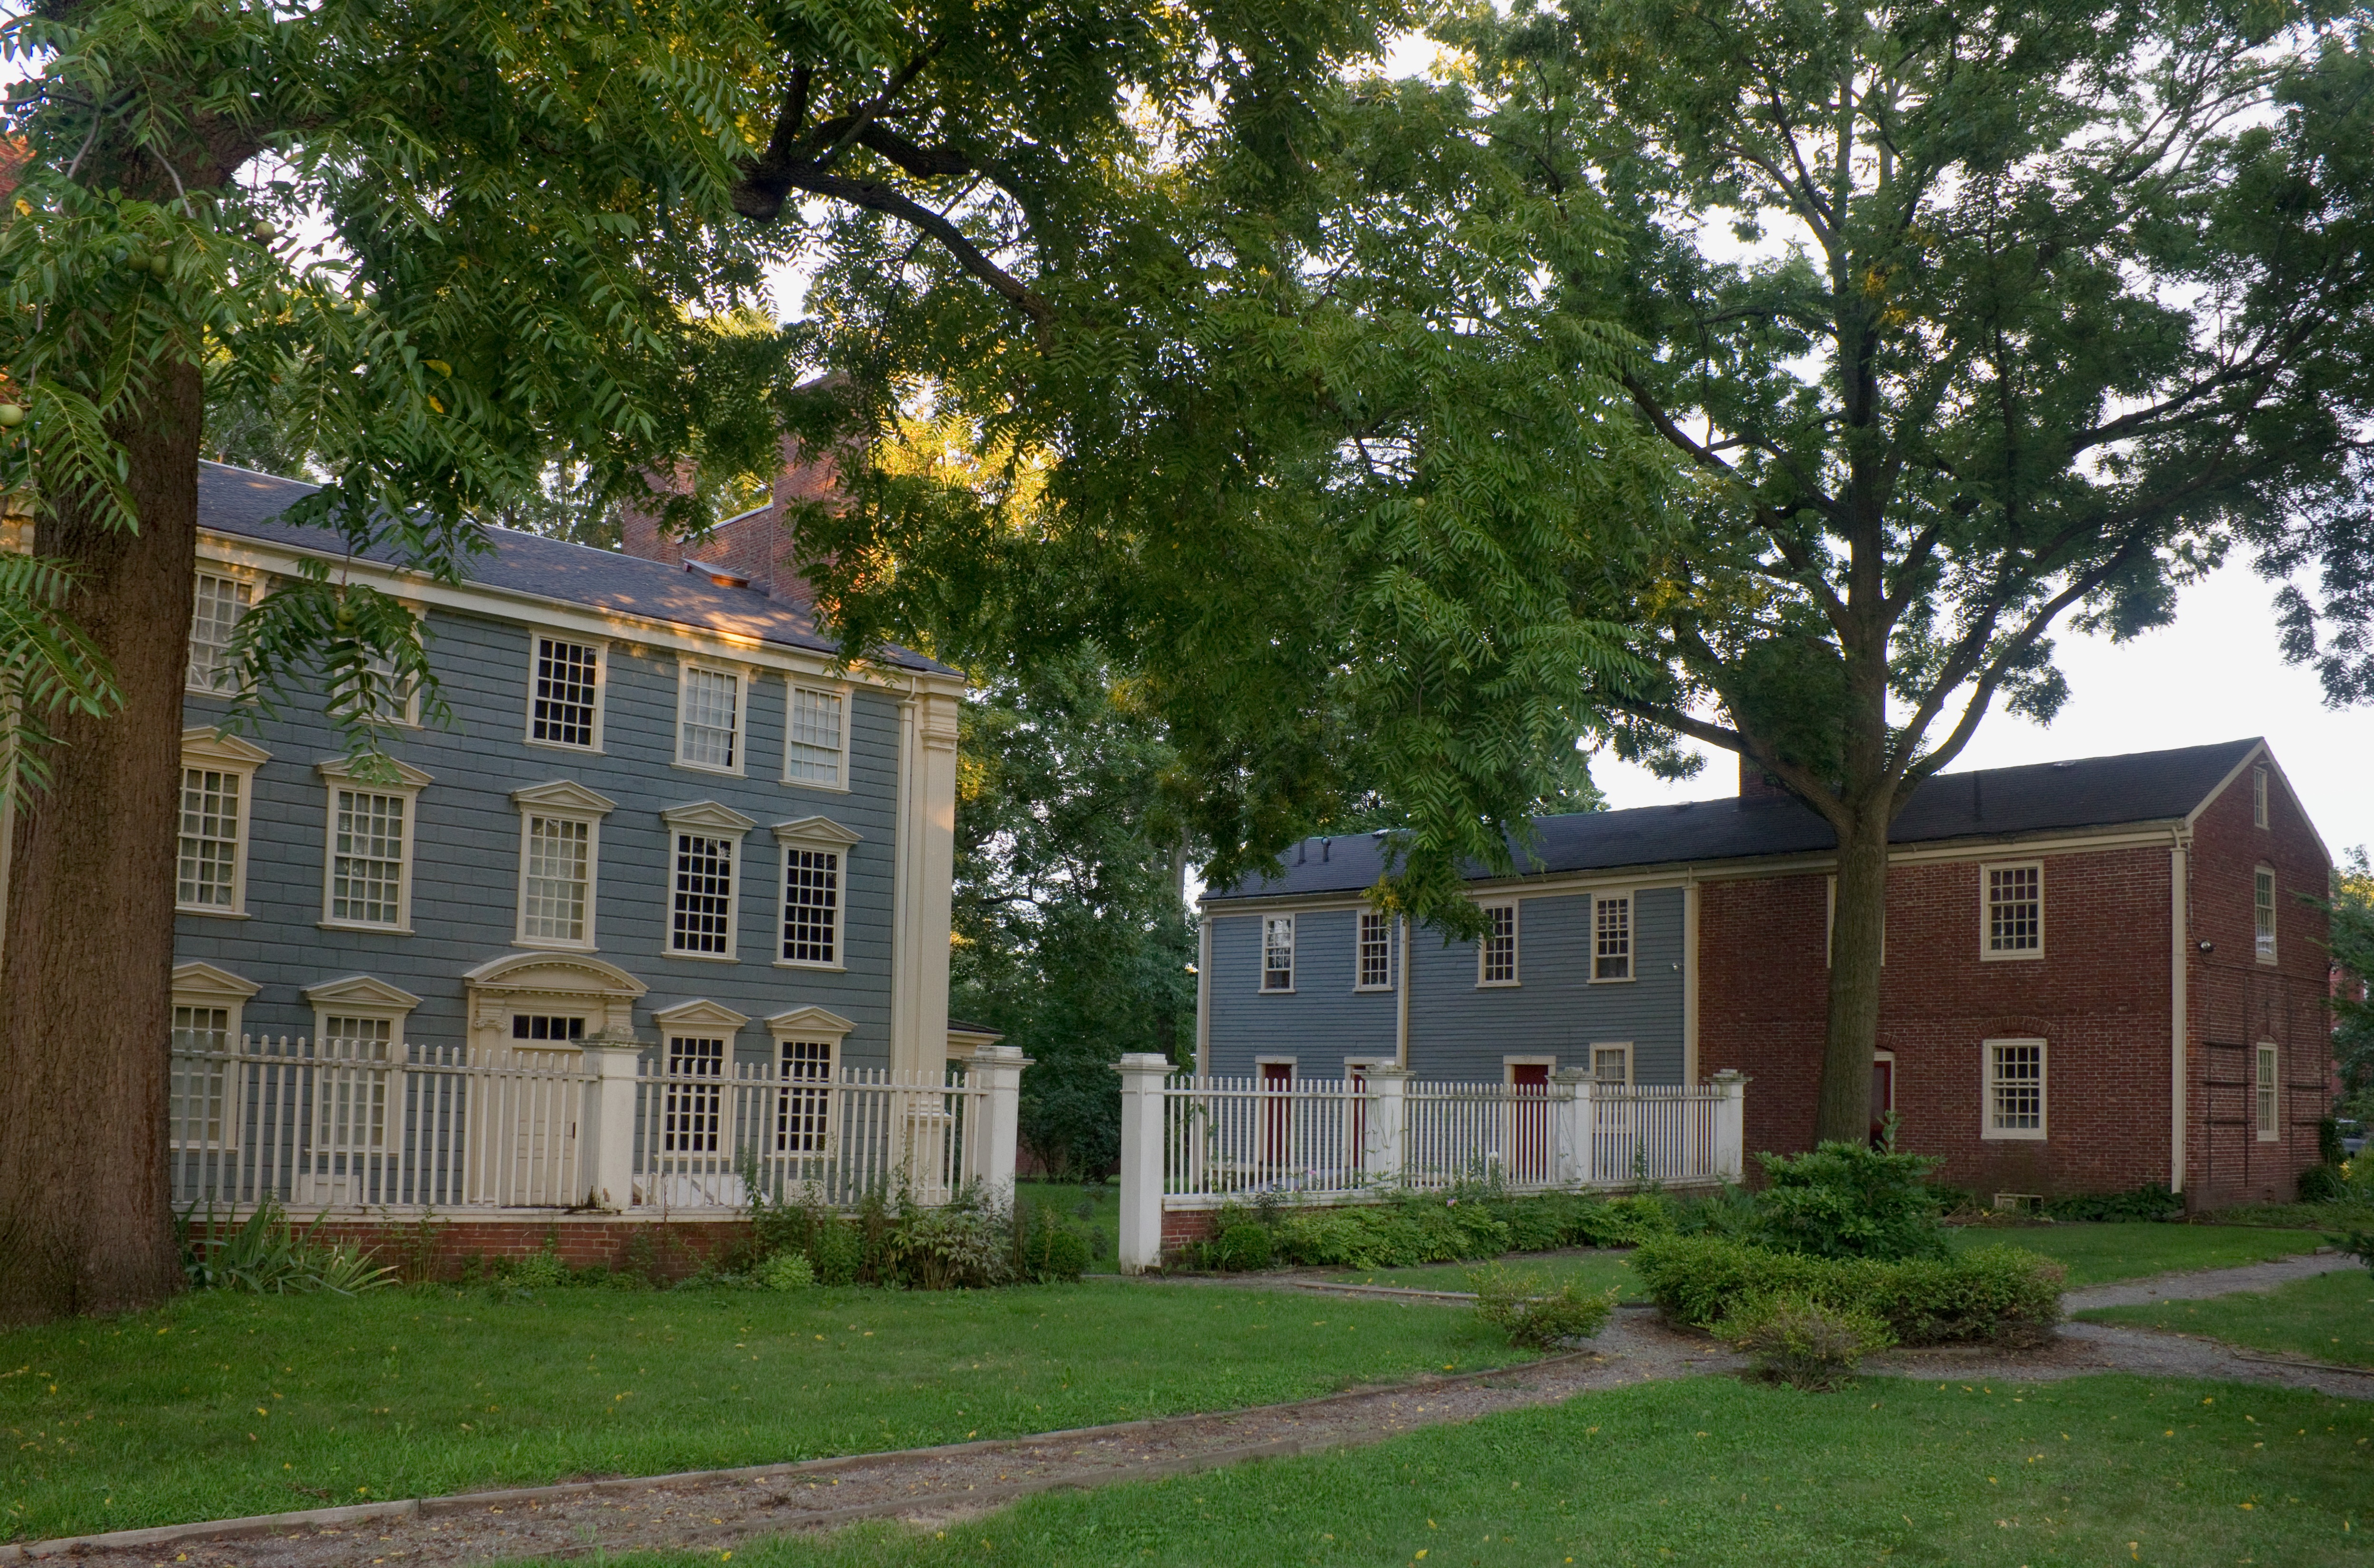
left=2061, top=1249, right=2357, bottom=1310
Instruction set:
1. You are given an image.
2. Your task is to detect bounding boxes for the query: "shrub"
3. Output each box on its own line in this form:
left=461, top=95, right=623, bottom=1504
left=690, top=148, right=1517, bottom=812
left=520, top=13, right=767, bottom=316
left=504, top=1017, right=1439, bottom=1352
left=891, top=1201, right=1011, bottom=1289
left=2343, top=1231, right=2374, bottom=1277
left=2043, top=1184, right=2184, bottom=1222
left=1497, top=1200, right=1568, bottom=1252
left=808, top=1217, right=865, bottom=1285
left=1211, top=1223, right=1274, bottom=1272
left=1752, top=1142, right=1948, bottom=1260
left=759, top=1250, right=817, bottom=1291
left=503, top=1239, right=569, bottom=1289
left=2299, top=1163, right=2349, bottom=1204
left=1011, top=1200, right=1093, bottom=1283
left=178, top=1202, right=396, bottom=1296
left=1719, top=1295, right=1895, bottom=1390
left=1469, top=1266, right=1617, bottom=1348
left=1630, top=1235, right=2063, bottom=1347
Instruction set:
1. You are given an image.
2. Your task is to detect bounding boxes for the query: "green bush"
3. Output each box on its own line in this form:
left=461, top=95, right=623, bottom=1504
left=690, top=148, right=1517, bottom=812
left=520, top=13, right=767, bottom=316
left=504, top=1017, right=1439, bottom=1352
left=2319, top=1118, right=2346, bottom=1166
left=2299, top=1164, right=2348, bottom=1204
left=1752, top=1142, right=1948, bottom=1260
left=1212, top=1223, right=1274, bottom=1271
left=1496, top=1200, right=1569, bottom=1252
left=2043, top=1183, right=2184, bottom=1222
left=1469, top=1265, right=1616, bottom=1348
left=1011, top=1201, right=1092, bottom=1283
left=1718, top=1295, right=1895, bottom=1390
left=503, top=1241, right=569, bottom=1289
left=808, top=1217, right=864, bottom=1285
left=178, top=1202, right=396, bottom=1296
left=1630, top=1235, right=2063, bottom=1346
left=759, top=1250, right=817, bottom=1290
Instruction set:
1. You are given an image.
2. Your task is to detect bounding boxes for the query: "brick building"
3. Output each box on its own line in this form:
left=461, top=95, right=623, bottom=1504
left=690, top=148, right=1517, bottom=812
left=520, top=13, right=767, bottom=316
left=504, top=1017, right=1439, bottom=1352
left=1201, top=739, right=2334, bottom=1207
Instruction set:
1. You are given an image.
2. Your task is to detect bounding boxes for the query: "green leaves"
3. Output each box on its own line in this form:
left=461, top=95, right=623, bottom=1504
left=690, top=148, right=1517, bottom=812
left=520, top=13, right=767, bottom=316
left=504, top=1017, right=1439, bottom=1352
left=0, top=552, right=120, bottom=804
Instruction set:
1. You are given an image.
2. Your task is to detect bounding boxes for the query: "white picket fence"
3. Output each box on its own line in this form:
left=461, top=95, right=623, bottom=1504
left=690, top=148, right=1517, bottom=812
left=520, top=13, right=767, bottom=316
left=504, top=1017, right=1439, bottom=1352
left=1112, top=1057, right=1746, bottom=1271
left=166, top=1036, right=1023, bottom=1216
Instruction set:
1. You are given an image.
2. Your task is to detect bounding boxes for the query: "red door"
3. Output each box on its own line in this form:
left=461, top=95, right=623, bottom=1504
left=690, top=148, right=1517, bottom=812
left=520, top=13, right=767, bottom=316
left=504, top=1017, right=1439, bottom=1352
left=1262, top=1062, right=1294, bottom=1170
left=1508, top=1064, right=1550, bottom=1183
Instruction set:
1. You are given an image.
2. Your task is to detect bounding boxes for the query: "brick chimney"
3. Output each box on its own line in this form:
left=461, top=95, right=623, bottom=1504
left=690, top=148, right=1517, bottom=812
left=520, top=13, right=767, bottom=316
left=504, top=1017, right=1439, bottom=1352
left=1739, top=755, right=1793, bottom=799
left=616, top=430, right=841, bottom=609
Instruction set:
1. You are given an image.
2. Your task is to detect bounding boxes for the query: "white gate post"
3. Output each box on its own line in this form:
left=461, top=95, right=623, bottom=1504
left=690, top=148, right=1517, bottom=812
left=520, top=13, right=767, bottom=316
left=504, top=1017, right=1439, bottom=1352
left=580, top=1030, right=643, bottom=1211
left=1114, top=1053, right=1171, bottom=1274
left=1549, top=1068, right=1591, bottom=1188
left=971, top=1045, right=1030, bottom=1195
left=1711, top=1069, right=1747, bottom=1182
left=1362, top=1067, right=1408, bottom=1188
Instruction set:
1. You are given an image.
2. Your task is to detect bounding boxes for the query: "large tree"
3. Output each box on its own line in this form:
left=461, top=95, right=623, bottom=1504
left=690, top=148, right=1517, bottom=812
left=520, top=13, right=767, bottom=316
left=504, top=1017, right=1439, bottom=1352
left=0, top=0, right=1403, bottom=1321
left=1439, top=0, right=2374, bottom=1142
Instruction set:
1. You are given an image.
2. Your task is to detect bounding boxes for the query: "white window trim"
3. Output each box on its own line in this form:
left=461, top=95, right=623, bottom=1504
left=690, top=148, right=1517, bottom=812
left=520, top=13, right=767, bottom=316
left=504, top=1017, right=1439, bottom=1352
left=510, top=780, right=617, bottom=953
left=772, top=814, right=863, bottom=971
left=1981, top=1037, right=2048, bottom=1142
left=314, top=757, right=433, bottom=934
left=766, top=1006, right=854, bottom=1154
left=2252, top=765, right=2269, bottom=829
left=2256, top=1041, right=2280, bottom=1142
left=1259, top=914, right=1296, bottom=993
left=354, top=601, right=427, bottom=729
left=1353, top=910, right=1396, bottom=993
left=1586, top=1041, right=1635, bottom=1086
left=1255, top=1055, right=1297, bottom=1079
left=1590, top=891, right=1635, bottom=984
left=1979, top=861, right=2046, bottom=962
left=2254, top=866, right=2278, bottom=966
left=661, top=801, right=757, bottom=962
left=781, top=678, right=854, bottom=792
left=186, top=566, right=262, bottom=696
left=1477, top=900, right=1521, bottom=988
left=523, top=632, right=609, bottom=753
left=1503, top=1054, right=1557, bottom=1081
left=673, top=659, right=749, bottom=775
left=1824, top=876, right=1885, bottom=967
left=170, top=962, right=260, bottom=1152
left=302, top=974, right=422, bottom=1049
left=177, top=727, right=269, bottom=917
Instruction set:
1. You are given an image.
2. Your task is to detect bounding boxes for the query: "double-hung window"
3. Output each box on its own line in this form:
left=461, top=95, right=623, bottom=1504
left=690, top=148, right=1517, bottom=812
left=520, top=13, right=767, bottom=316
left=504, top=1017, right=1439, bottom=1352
left=1592, top=893, right=1632, bottom=981
left=176, top=728, right=268, bottom=915
left=661, top=802, right=754, bottom=959
left=529, top=636, right=603, bottom=748
left=773, top=815, right=861, bottom=968
left=2252, top=765, right=2270, bottom=829
left=677, top=663, right=744, bottom=772
left=169, top=962, right=259, bottom=1158
left=1261, top=915, right=1295, bottom=992
left=2254, top=868, right=2278, bottom=964
left=766, top=1007, right=853, bottom=1157
left=1478, top=902, right=1519, bottom=986
left=1984, top=863, right=2043, bottom=958
left=1356, top=910, right=1395, bottom=991
left=316, top=758, right=431, bottom=931
left=510, top=781, right=615, bottom=950
left=784, top=683, right=848, bottom=787
left=1983, top=1038, right=2046, bottom=1140
left=662, top=1035, right=727, bottom=1152
left=2256, top=1043, right=2280, bottom=1142
left=186, top=571, right=252, bottom=693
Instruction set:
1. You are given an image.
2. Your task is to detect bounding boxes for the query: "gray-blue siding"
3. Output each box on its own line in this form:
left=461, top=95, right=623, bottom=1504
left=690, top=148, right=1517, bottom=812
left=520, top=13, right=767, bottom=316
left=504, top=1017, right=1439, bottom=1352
left=1203, top=887, right=1686, bottom=1084
left=175, top=605, right=902, bottom=1070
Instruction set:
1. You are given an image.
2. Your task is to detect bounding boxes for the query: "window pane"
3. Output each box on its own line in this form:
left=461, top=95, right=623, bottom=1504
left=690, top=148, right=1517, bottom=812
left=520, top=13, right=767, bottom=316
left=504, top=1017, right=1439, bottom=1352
left=2254, top=870, right=2277, bottom=960
left=187, top=574, right=251, bottom=692
left=663, top=1036, right=726, bottom=1152
left=1594, top=897, right=1631, bottom=980
left=1990, top=1043, right=2043, bottom=1131
left=778, top=1038, right=834, bottom=1153
left=331, top=790, right=407, bottom=925
left=1987, top=866, right=2041, bottom=952
left=1262, top=916, right=1294, bottom=990
left=1593, top=1046, right=1628, bottom=1085
left=787, top=687, right=844, bottom=784
left=533, top=638, right=601, bottom=746
left=523, top=815, right=591, bottom=942
left=1358, top=912, right=1392, bottom=988
left=2257, top=1045, right=2278, bottom=1138
left=511, top=1014, right=586, bottom=1041
left=1482, top=905, right=1517, bottom=983
left=169, top=1005, right=234, bottom=1148
left=781, top=848, right=839, bottom=963
left=178, top=767, right=241, bottom=907
left=671, top=832, right=734, bottom=953
left=681, top=668, right=739, bottom=768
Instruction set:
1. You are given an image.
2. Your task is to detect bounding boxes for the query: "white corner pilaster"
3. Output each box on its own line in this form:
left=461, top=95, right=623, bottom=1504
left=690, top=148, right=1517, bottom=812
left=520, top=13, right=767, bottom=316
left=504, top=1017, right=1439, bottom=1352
left=971, top=1044, right=1030, bottom=1194
left=1711, top=1068, right=1747, bottom=1183
left=580, top=1026, right=644, bottom=1211
left=1114, top=1053, right=1171, bottom=1273
left=1550, top=1067, right=1591, bottom=1188
left=1362, top=1066, right=1408, bottom=1187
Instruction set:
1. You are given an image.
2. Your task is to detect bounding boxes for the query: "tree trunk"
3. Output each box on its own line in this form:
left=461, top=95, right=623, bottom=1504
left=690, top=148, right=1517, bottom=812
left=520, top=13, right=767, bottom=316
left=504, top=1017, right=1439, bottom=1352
left=1815, top=804, right=1888, bottom=1145
left=0, top=359, right=203, bottom=1323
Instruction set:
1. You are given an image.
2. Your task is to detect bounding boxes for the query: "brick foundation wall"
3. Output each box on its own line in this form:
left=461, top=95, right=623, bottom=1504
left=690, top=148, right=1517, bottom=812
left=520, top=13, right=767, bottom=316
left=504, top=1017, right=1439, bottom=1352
left=192, top=1215, right=753, bottom=1283
left=1161, top=1209, right=1219, bottom=1250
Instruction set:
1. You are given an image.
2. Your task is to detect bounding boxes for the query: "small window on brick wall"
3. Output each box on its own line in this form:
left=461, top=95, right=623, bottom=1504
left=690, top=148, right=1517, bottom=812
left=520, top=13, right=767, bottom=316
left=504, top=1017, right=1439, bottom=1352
left=1984, top=863, right=2042, bottom=958
left=1983, top=1038, right=2046, bottom=1140
left=2254, top=868, right=2277, bottom=964
left=2256, top=1043, right=2279, bottom=1142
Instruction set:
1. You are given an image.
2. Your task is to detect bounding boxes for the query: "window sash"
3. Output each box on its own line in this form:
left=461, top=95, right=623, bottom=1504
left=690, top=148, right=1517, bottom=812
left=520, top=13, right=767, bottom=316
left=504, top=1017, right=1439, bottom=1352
left=316, top=1016, right=391, bottom=1150
left=522, top=815, right=592, bottom=943
left=1988, top=1043, right=2044, bottom=1132
left=2254, top=870, right=2277, bottom=961
left=1480, top=905, right=1517, bottom=984
left=187, top=573, right=251, bottom=692
left=512, top=1014, right=586, bottom=1042
left=2252, top=766, right=2269, bottom=828
left=331, top=790, right=407, bottom=926
left=2256, top=1044, right=2279, bottom=1140
left=169, top=1006, right=234, bottom=1149
left=681, top=667, right=740, bottom=769
left=663, top=1036, right=727, bottom=1152
left=1261, top=916, right=1295, bottom=990
left=1357, top=912, right=1393, bottom=989
left=777, top=1038, right=835, bottom=1153
left=1986, top=865, right=2042, bottom=953
left=178, top=767, right=242, bottom=908
left=780, top=847, right=840, bottom=964
left=670, top=832, right=735, bottom=954
left=532, top=637, right=601, bottom=747
left=786, top=686, right=845, bottom=785
left=1593, top=896, right=1631, bottom=980
left=1591, top=1045, right=1631, bottom=1085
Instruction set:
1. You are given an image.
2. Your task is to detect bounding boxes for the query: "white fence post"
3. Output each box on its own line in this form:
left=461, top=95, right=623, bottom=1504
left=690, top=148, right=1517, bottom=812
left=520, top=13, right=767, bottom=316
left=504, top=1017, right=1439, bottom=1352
left=1362, top=1067, right=1408, bottom=1187
left=972, top=1045, right=1030, bottom=1195
left=1114, top=1053, right=1170, bottom=1274
left=1711, top=1069, right=1747, bottom=1182
left=580, top=1033, right=643, bottom=1210
left=1549, top=1068, right=1590, bottom=1187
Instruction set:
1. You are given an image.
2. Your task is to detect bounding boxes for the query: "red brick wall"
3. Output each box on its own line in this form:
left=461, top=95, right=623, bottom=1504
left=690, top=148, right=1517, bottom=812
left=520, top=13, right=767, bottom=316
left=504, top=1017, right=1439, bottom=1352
left=1699, top=751, right=2331, bottom=1207
left=192, top=1215, right=751, bottom=1283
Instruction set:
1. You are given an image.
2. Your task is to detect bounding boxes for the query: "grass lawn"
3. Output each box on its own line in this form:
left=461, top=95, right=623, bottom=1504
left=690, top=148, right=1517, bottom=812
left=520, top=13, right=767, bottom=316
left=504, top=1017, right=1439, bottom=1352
left=529, top=1373, right=2374, bottom=1568
left=1947, top=1222, right=2331, bottom=1286
left=1325, top=1250, right=1644, bottom=1300
left=2082, top=1268, right=2374, bottom=1368
left=1012, top=1181, right=1120, bottom=1274
left=0, top=1279, right=1519, bottom=1542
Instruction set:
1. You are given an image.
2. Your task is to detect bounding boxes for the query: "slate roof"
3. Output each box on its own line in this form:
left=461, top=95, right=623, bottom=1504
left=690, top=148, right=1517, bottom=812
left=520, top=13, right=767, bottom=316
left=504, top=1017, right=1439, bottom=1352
left=196, top=461, right=956, bottom=675
left=1205, top=739, right=2264, bottom=903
